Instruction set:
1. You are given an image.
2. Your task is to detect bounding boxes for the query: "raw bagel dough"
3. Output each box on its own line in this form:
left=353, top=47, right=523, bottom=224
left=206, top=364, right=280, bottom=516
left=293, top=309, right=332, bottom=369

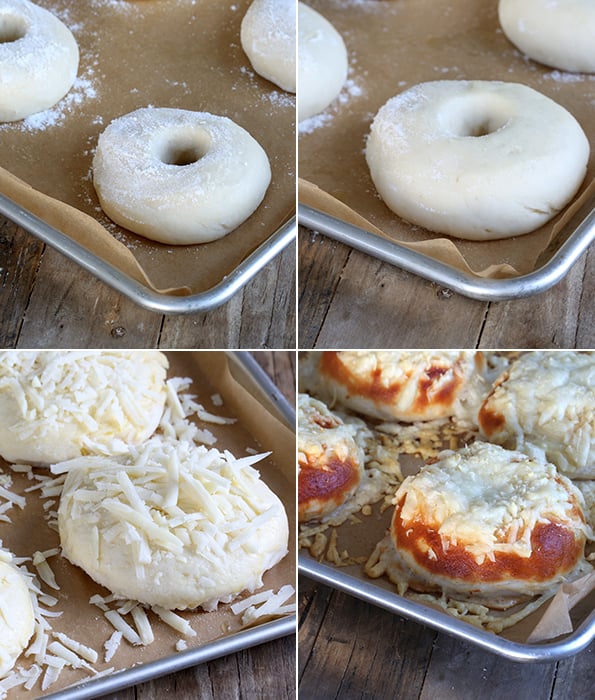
left=499, top=0, right=595, bottom=73
left=241, top=0, right=296, bottom=92
left=0, top=549, right=34, bottom=678
left=0, top=351, right=169, bottom=465
left=298, top=2, right=348, bottom=122
left=57, top=439, right=289, bottom=610
left=93, top=108, right=271, bottom=245
left=365, top=80, right=589, bottom=240
left=0, top=0, right=79, bottom=122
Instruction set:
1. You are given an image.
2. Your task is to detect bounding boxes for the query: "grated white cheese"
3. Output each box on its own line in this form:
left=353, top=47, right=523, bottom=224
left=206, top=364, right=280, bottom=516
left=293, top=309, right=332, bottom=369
left=151, top=607, right=197, bottom=637
left=103, top=631, right=123, bottom=663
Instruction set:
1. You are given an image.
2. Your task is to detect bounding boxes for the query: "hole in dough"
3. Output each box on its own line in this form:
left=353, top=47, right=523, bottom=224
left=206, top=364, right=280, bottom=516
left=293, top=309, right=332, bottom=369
left=162, top=141, right=206, bottom=166
left=440, top=93, right=511, bottom=139
left=0, top=15, right=26, bottom=44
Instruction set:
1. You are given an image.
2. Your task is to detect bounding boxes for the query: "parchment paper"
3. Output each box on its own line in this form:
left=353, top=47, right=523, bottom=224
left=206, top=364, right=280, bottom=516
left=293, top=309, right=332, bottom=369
left=0, top=0, right=295, bottom=294
left=298, top=0, right=595, bottom=278
left=0, top=351, right=296, bottom=699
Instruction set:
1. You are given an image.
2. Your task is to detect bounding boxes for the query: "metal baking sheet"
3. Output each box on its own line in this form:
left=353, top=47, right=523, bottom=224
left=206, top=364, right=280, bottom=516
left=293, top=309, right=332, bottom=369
left=1, top=193, right=296, bottom=314
left=2, top=351, right=296, bottom=699
left=299, top=203, right=595, bottom=302
left=299, top=553, right=595, bottom=663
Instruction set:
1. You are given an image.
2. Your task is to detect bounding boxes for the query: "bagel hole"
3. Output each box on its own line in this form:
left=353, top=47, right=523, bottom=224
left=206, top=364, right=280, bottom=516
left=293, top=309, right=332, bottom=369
left=0, top=16, right=26, bottom=44
left=441, top=94, right=510, bottom=139
left=160, top=139, right=207, bottom=166
left=462, top=115, right=506, bottom=138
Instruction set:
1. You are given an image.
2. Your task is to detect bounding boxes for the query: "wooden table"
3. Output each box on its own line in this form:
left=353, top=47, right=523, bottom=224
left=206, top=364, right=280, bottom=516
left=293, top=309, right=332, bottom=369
left=298, top=226, right=595, bottom=349
left=97, top=351, right=296, bottom=700
left=0, top=216, right=296, bottom=349
left=299, top=575, right=595, bottom=700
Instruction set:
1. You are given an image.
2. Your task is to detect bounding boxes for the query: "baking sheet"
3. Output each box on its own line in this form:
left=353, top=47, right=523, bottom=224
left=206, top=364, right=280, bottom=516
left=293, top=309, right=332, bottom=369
left=0, top=0, right=295, bottom=302
left=0, top=351, right=296, bottom=698
left=297, top=352, right=595, bottom=661
left=298, top=0, right=595, bottom=287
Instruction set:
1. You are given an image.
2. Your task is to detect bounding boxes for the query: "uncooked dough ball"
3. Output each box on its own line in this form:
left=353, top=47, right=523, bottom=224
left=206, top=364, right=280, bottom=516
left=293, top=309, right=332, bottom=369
left=298, top=2, right=348, bottom=122
left=57, top=438, right=289, bottom=610
left=241, top=0, right=296, bottom=92
left=93, top=108, right=271, bottom=245
left=0, top=0, right=79, bottom=122
left=0, top=549, right=35, bottom=678
left=0, top=351, right=169, bottom=465
left=366, top=80, right=589, bottom=240
left=499, top=0, right=595, bottom=73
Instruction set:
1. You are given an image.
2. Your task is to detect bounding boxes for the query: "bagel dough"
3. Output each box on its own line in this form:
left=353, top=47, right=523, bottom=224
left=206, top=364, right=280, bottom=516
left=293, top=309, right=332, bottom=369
left=365, top=80, right=589, bottom=240
left=298, top=2, right=348, bottom=122
left=499, top=0, right=595, bottom=73
left=93, top=108, right=271, bottom=245
left=0, top=0, right=79, bottom=122
left=57, top=439, right=289, bottom=610
left=241, top=0, right=296, bottom=92
left=0, top=351, right=168, bottom=465
left=0, top=549, right=35, bottom=678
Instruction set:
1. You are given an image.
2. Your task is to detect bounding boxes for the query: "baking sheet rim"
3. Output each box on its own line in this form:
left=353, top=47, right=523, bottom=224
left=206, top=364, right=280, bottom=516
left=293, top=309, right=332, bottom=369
left=298, top=203, right=595, bottom=302
left=299, top=554, right=595, bottom=663
left=0, top=193, right=296, bottom=314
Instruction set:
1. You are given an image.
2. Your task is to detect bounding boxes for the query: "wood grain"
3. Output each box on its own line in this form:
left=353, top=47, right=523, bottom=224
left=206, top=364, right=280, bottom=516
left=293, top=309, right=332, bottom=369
left=0, top=221, right=296, bottom=349
left=299, top=225, right=595, bottom=349
left=299, top=578, right=595, bottom=700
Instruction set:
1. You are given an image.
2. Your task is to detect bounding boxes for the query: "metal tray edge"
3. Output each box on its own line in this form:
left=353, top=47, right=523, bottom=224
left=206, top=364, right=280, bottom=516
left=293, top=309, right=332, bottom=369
left=299, top=554, right=595, bottom=662
left=0, top=192, right=296, bottom=314
left=298, top=203, right=595, bottom=302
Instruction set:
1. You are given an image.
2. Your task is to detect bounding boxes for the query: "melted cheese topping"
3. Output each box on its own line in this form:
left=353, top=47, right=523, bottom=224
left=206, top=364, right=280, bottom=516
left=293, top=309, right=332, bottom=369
left=0, top=351, right=169, bottom=465
left=301, top=350, right=489, bottom=422
left=479, top=351, right=595, bottom=477
left=56, top=436, right=289, bottom=611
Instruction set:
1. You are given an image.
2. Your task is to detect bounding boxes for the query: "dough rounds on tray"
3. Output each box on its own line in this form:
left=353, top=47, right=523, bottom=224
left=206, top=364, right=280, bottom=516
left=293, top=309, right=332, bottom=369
left=365, top=80, right=589, bottom=240
left=300, top=350, right=488, bottom=423
left=499, top=0, right=595, bottom=73
left=241, top=0, right=296, bottom=92
left=0, top=548, right=34, bottom=678
left=298, top=2, right=348, bottom=122
left=57, top=438, right=289, bottom=611
left=0, top=351, right=168, bottom=465
left=298, top=393, right=365, bottom=523
left=93, top=108, right=271, bottom=245
left=479, top=351, right=595, bottom=478
left=0, top=0, right=79, bottom=122
left=370, top=442, right=589, bottom=607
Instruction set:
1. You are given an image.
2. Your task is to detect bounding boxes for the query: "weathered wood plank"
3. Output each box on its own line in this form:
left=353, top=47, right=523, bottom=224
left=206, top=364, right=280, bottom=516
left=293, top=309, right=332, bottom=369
left=313, top=250, right=487, bottom=349
left=16, top=247, right=162, bottom=348
left=0, top=222, right=45, bottom=348
left=299, top=586, right=435, bottom=700
left=551, top=640, right=595, bottom=699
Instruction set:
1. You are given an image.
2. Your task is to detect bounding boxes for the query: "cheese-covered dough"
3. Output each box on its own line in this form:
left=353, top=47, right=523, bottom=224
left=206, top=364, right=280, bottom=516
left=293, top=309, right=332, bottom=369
left=0, top=0, right=79, bottom=121
left=93, top=108, right=271, bottom=245
left=57, top=438, right=289, bottom=610
left=0, top=549, right=34, bottom=678
left=367, top=442, right=588, bottom=607
left=298, top=2, right=348, bottom=122
left=499, top=0, right=595, bottom=73
left=0, top=351, right=168, bottom=465
left=479, top=351, right=595, bottom=478
left=366, top=80, right=589, bottom=240
left=241, top=0, right=296, bottom=92
left=300, top=350, right=488, bottom=423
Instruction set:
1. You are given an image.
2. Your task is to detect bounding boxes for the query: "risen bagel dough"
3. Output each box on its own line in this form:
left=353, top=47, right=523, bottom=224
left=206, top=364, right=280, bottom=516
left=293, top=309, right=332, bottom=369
left=93, top=108, right=271, bottom=245
left=499, top=0, right=595, bottom=73
left=0, top=351, right=168, bottom=465
left=57, top=439, right=289, bottom=610
left=298, top=2, right=348, bottom=122
left=365, top=80, right=589, bottom=240
left=0, top=549, right=34, bottom=678
left=0, top=0, right=79, bottom=122
left=241, top=0, right=296, bottom=92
